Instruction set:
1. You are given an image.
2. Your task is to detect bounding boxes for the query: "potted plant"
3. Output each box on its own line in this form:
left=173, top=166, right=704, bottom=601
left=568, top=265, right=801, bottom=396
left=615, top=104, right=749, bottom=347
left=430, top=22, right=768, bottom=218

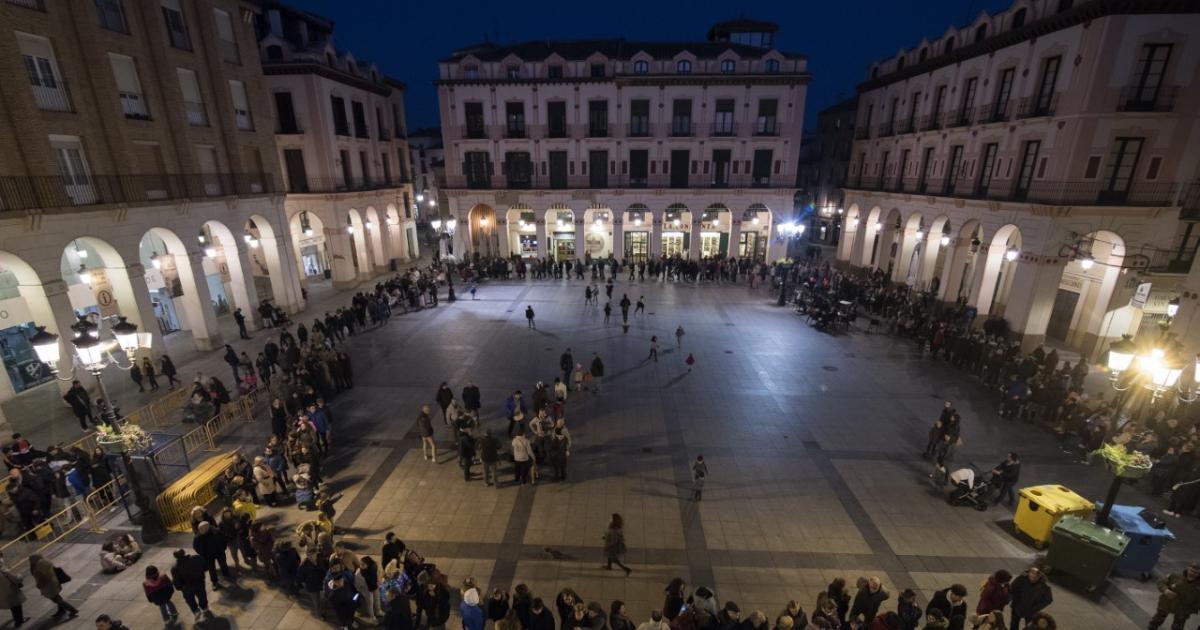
left=96, top=423, right=154, bottom=454
left=1095, top=443, right=1153, bottom=479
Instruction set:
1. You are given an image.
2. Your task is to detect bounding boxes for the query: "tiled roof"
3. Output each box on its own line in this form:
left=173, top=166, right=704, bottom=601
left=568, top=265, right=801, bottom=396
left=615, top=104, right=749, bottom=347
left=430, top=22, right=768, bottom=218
left=442, top=39, right=804, bottom=63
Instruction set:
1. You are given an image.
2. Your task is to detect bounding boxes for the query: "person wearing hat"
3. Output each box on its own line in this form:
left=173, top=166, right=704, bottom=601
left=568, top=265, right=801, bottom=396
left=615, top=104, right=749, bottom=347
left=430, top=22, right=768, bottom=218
left=1007, top=567, right=1052, bottom=630
left=1149, top=564, right=1200, bottom=630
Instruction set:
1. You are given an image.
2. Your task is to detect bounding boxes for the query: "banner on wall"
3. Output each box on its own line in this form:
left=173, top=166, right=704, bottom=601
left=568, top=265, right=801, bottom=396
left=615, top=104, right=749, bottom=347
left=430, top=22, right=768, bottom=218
left=1131, top=282, right=1152, bottom=308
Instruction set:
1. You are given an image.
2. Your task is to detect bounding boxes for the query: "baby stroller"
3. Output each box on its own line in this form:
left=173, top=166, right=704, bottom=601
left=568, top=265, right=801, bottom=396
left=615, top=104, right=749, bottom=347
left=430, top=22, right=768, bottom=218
left=946, top=465, right=995, bottom=511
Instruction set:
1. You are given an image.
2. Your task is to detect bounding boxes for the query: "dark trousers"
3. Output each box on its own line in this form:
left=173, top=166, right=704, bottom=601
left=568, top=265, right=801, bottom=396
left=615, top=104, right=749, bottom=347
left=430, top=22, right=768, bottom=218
left=552, top=457, right=567, bottom=481
left=8, top=605, right=22, bottom=626
left=204, top=554, right=230, bottom=588
left=1149, top=610, right=1190, bottom=630
left=605, top=553, right=630, bottom=572
left=49, top=594, right=77, bottom=615
left=181, top=585, right=209, bottom=613
left=238, top=322, right=249, bottom=339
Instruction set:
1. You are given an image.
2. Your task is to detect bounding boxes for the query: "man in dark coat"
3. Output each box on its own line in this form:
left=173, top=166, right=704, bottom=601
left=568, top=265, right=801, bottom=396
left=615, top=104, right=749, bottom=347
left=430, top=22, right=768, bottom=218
left=991, top=452, right=1021, bottom=507
left=63, top=380, right=93, bottom=429
left=925, top=583, right=968, bottom=630
left=849, top=576, right=889, bottom=624
left=457, top=430, right=476, bottom=481
left=171, top=548, right=210, bottom=618
left=462, top=382, right=481, bottom=417
left=192, top=521, right=230, bottom=590
left=1008, top=567, right=1052, bottom=630
left=559, top=349, right=574, bottom=384
left=1148, top=564, right=1200, bottom=630
left=383, top=588, right=414, bottom=630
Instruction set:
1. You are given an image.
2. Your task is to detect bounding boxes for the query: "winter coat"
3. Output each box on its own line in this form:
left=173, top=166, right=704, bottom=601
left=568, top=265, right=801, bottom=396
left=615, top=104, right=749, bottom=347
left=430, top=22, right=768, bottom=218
left=30, top=557, right=62, bottom=598
left=1156, top=572, right=1200, bottom=616
left=143, top=575, right=175, bottom=604
left=0, top=567, right=24, bottom=609
left=418, top=584, right=451, bottom=626
left=925, top=589, right=966, bottom=630
left=254, top=464, right=276, bottom=497
left=850, top=586, right=889, bottom=624
left=976, top=577, right=1011, bottom=615
left=460, top=591, right=486, bottom=630
left=384, top=593, right=414, bottom=630
left=1009, top=574, right=1052, bottom=620
left=603, top=527, right=627, bottom=557
left=193, top=528, right=228, bottom=561
left=171, top=554, right=206, bottom=590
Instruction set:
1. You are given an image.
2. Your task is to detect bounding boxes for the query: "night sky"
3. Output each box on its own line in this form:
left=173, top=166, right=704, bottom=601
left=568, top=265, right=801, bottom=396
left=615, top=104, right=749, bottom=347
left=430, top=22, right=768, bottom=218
left=283, top=0, right=1013, bottom=131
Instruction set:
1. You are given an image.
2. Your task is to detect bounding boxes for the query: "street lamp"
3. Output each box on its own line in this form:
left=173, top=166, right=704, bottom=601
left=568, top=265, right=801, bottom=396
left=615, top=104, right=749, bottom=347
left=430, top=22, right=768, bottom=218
left=1166, top=297, right=1180, bottom=320
left=1005, top=247, right=1019, bottom=262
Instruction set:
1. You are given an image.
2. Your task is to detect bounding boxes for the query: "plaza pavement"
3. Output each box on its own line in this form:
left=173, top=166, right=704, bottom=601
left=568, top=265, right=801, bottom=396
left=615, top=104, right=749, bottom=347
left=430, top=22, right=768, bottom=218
left=14, top=274, right=1197, bottom=629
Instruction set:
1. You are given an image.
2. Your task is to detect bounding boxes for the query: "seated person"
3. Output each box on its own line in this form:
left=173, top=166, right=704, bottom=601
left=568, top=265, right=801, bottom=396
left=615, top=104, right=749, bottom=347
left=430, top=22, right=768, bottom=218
left=100, top=542, right=128, bottom=574
left=112, top=533, right=142, bottom=563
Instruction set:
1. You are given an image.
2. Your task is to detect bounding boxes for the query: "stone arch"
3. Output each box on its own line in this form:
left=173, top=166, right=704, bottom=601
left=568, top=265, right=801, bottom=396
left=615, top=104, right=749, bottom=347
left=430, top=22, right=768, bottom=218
left=467, top=204, right=499, bottom=256
left=201, top=219, right=257, bottom=327
left=1046, top=230, right=1127, bottom=353
left=247, top=213, right=301, bottom=311
left=582, top=206, right=614, bottom=259
left=346, top=208, right=370, bottom=276
left=699, top=203, right=731, bottom=259
left=919, top=215, right=952, bottom=290
left=895, top=212, right=925, bottom=287
left=290, top=210, right=329, bottom=283
left=856, top=205, right=883, bottom=267
left=505, top=204, right=537, bottom=259
left=662, top=203, right=691, bottom=258
left=877, top=207, right=903, bottom=276
left=384, top=203, right=404, bottom=262
left=364, top=206, right=386, bottom=269
left=942, top=220, right=986, bottom=303
left=973, top=223, right=1022, bottom=317
left=0, top=249, right=64, bottom=398
left=135, top=228, right=219, bottom=350
left=545, top=205, right=576, bottom=262
left=838, top=203, right=861, bottom=263
left=61, top=236, right=168, bottom=356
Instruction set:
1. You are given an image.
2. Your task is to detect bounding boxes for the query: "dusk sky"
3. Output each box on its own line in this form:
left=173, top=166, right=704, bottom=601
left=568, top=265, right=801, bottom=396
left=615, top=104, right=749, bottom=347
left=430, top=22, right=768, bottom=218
left=284, top=0, right=1014, bottom=131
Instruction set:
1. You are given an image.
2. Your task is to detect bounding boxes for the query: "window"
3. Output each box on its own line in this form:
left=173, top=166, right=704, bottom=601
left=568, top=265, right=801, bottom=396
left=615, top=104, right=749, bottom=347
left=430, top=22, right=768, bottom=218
left=95, top=0, right=128, bottom=33
left=351, top=101, right=368, bottom=137
left=1011, top=8, right=1027, bottom=29
left=897, top=56, right=906, bottom=70
left=918, top=48, right=928, bottom=62
left=463, top=65, right=479, bottom=79
left=339, top=149, right=352, bottom=187
left=548, top=65, right=563, bottom=79
left=464, top=152, right=491, bottom=189
left=1146, top=156, right=1162, bottom=180
left=229, top=80, right=252, bottom=130
left=670, top=150, right=689, bottom=187
left=907, top=91, right=921, bottom=131
left=755, top=99, right=778, bottom=135
left=671, top=99, right=692, bottom=136
left=1100, top=137, right=1144, bottom=201
left=265, top=45, right=283, bottom=61
left=376, top=107, right=387, bottom=138
left=1013, top=140, right=1040, bottom=198
left=713, top=99, right=735, bottom=135
left=676, top=60, right=691, bottom=74
left=1083, top=156, right=1102, bottom=179
left=464, top=102, right=485, bottom=138
left=176, top=68, right=206, bottom=125
left=764, top=59, right=779, bottom=73
left=214, top=9, right=239, bottom=63
left=929, top=85, right=946, bottom=128
left=506, top=66, right=520, bottom=79
left=359, top=151, right=370, bottom=183
left=19, top=33, right=70, bottom=112
left=548, top=151, right=568, bottom=189
left=629, top=99, right=650, bottom=136
left=976, top=143, right=998, bottom=194
left=958, top=77, right=977, bottom=124
left=944, top=37, right=955, bottom=53
left=161, top=0, right=191, bottom=50
left=547, top=101, right=567, bottom=138
left=589, top=150, right=608, bottom=188
left=896, top=149, right=910, bottom=189
left=992, top=68, right=1014, bottom=121
left=195, top=146, right=221, bottom=195
left=381, top=153, right=391, bottom=182
left=917, top=147, right=934, bottom=192
left=505, top=152, right=532, bottom=188
left=1128, top=44, right=1172, bottom=108
left=974, top=24, right=988, bottom=44
left=751, top=150, right=772, bottom=186
left=633, top=60, right=649, bottom=74
left=712, top=149, right=731, bottom=187
left=590, top=63, right=605, bottom=78
left=627, top=150, right=649, bottom=187
left=588, top=100, right=607, bottom=137
left=331, top=95, right=349, bottom=135
left=720, top=59, right=735, bottom=73
left=109, top=54, right=146, bottom=119
left=1032, top=55, right=1060, bottom=113
left=945, top=145, right=964, bottom=192
left=505, top=101, right=525, bottom=138
left=283, top=149, right=307, bottom=192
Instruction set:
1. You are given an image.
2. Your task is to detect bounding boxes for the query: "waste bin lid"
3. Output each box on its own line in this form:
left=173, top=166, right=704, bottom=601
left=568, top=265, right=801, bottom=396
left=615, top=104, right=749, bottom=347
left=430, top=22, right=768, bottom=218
left=1099, top=503, right=1176, bottom=540
left=1017, top=484, right=1095, bottom=514
left=1052, top=515, right=1130, bottom=554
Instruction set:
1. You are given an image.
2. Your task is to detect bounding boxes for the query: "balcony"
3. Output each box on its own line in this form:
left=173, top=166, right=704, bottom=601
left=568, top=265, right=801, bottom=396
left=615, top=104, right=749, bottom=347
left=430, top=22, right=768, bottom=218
left=354, top=127, right=369, bottom=139
left=877, top=121, right=894, bottom=137
left=119, top=91, right=150, bottom=120
left=711, top=121, right=736, bottom=137
left=670, top=121, right=695, bottom=137
left=1182, top=182, right=1200, bottom=221
left=753, top=121, right=779, bottom=136
left=0, top=173, right=275, bottom=213
left=975, top=102, right=1011, bottom=125
left=943, top=109, right=970, bottom=128
left=848, top=177, right=1179, bottom=208
left=920, top=114, right=941, bottom=132
left=854, top=127, right=871, bottom=140
left=379, top=128, right=391, bottom=141
left=464, top=126, right=486, bottom=140
left=1118, top=85, right=1179, bottom=113
left=505, top=125, right=526, bottom=139
left=276, top=122, right=302, bottom=135
left=286, top=176, right=406, bottom=194
left=853, top=176, right=883, bottom=191
left=30, top=78, right=74, bottom=113
left=587, top=125, right=608, bottom=138
left=897, top=118, right=916, bottom=135
left=1014, top=93, right=1059, bottom=119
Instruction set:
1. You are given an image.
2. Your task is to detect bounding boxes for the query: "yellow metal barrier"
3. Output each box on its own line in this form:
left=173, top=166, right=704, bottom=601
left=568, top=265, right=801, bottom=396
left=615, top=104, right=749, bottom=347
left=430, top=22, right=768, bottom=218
left=181, top=424, right=215, bottom=456
left=83, top=476, right=129, bottom=533
left=0, top=499, right=90, bottom=568
left=155, top=450, right=240, bottom=533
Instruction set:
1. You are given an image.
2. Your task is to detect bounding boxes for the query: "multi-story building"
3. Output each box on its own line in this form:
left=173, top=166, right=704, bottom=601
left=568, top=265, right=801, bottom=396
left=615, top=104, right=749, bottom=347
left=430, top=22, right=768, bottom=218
left=253, top=2, right=418, bottom=289
left=0, top=0, right=308, bottom=431
left=408, top=127, right=446, bottom=220
left=798, top=96, right=857, bottom=246
left=436, top=19, right=809, bottom=263
left=838, top=0, right=1200, bottom=357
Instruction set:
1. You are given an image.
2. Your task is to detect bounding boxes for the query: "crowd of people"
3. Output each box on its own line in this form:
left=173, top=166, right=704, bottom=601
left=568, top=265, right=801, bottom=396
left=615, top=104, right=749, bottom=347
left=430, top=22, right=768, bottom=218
left=444, top=251, right=778, bottom=287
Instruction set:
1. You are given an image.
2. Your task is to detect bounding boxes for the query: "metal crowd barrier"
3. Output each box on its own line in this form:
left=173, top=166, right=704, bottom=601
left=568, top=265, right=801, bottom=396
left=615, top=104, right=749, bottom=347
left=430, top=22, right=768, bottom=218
left=0, top=473, right=130, bottom=566
left=155, top=450, right=241, bottom=533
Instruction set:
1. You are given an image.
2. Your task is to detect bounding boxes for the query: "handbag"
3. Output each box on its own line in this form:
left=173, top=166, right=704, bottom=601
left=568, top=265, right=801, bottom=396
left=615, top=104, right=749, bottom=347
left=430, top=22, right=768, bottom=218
left=54, top=566, right=71, bottom=584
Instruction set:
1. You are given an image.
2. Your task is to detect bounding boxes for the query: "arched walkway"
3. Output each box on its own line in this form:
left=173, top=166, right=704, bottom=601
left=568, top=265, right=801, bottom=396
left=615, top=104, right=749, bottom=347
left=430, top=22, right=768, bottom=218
left=364, top=207, right=386, bottom=269
left=918, top=216, right=951, bottom=291
left=973, top=224, right=1022, bottom=318
left=248, top=214, right=304, bottom=312
left=136, top=228, right=222, bottom=350
left=622, top=204, right=651, bottom=262
left=838, top=204, right=861, bottom=263
left=662, top=204, right=690, bottom=258
left=582, top=207, right=614, bottom=259
left=468, top=204, right=499, bottom=257
left=545, top=206, right=576, bottom=262
left=347, top=209, right=370, bottom=278
left=895, top=212, right=925, bottom=287
left=740, top=204, right=770, bottom=262
left=202, top=220, right=260, bottom=330
left=0, top=250, right=64, bottom=398
left=290, top=210, right=330, bottom=285
left=1045, top=230, right=1126, bottom=353
left=506, top=205, right=537, bottom=259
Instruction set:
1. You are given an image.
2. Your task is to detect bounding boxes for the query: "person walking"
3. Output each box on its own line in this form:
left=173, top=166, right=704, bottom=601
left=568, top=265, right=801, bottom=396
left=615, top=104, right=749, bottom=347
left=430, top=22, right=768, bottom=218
left=512, top=432, right=534, bottom=485
left=435, top=382, right=454, bottom=424
left=603, top=302, right=612, bottom=324
left=647, top=336, right=659, bottom=363
left=141, top=357, right=159, bottom=391
left=690, top=455, right=707, bottom=501
left=0, top=552, right=26, bottom=628
left=550, top=420, right=571, bottom=481
left=590, top=353, right=605, bottom=393
left=990, top=452, right=1021, bottom=507
left=462, top=381, right=482, bottom=420
left=479, top=430, right=501, bottom=487
left=560, top=349, right=574, bottom=384
left=602, top=514, right=632, bottom=576
left=171, top=549, right=210, bottom=621
left=675, top=326, right=685, bottom=347
left=63, top=380, right=93, bottom=430
left=28, top=554, right=78, bottom=619
left=1008, top=567, right=1052, bottom=630
left=129, top=362, right=145, bottom=392
left=506, top=390, right=528, bottom=438
left=457, top=428, right=476, bottom=481
left=223, top=344, right=240, bottom=383
left=635, top=296, right=645, bottom=315
left=526, top=305, right=536, bottom=329
left=161, top=354, right=181, bottom=388
left=142, top=565, right=179, bottom=624
left=234, top=308, right=249, bottom=339
left=1149, top=564, right=1200, bottom=630
left=685, top=353, right=695, bottom=372
left=418, top=405, right=437, bottom=462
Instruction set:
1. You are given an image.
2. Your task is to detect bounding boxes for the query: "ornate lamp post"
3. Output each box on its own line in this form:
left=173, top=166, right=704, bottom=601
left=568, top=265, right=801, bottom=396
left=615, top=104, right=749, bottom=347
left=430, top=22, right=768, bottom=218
left=775, top=222, right=806, bottom=306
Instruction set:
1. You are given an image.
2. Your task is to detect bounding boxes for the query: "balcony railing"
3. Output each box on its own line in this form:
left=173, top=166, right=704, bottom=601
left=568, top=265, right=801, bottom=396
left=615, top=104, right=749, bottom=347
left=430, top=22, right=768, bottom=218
left=379, top=128, right=391, bottom=141
left=464, top=126, right=486, bottom=139
left=184, top=100, right=207, bottom=126
left=0, top=173, right=275, bottom=213
left=276, top=122, right=302, bottom=134
left=1118, top=85, right=1179, bottom=113
left=588, top=125, right=608, bottom=138
left=1182, top=181, right=1200, bottom=221
left=854, top=127, right=871, bottom=140
left=505, top=126, right=526, bottom=139
left=1014, top=93, right=1059, bottom=119
left=627, top=121, right=650, bottom=137
left=849, top=175, right=1179, bottom=208
left=943, top=109, right=970, bottom=128
left=854, top=176, right=883, bottom=191
left=920, top=114, right=941, bottom=131
left=119, top=91, right=150, bottom=120
left=897, top=118, right=916, bottom=135
left=31, top=78, right=74, bottom=113
left=753, top=121, right=778, bottom=136
left=877, top=121, right=894, bottom=137
left=711, top=121, right=736, bottom=137
left=670, top=122, right=695, bottom=137
left=976, top=101, right=1011, bottom=124
left=286, top=176, right=407, bottom=194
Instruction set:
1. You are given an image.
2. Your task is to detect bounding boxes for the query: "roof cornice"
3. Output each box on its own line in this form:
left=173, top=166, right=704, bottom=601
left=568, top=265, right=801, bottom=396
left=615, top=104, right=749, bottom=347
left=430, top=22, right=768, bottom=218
left=435, top=72, right=812, bottom=88
left=263, top=62, right=394, bottom=96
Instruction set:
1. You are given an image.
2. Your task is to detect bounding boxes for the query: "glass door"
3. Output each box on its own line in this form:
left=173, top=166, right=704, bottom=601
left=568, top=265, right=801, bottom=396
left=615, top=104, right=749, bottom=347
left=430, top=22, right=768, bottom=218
left=662, top=233, right=684, bottom=257
left=624, top=232, right=648, bottom=262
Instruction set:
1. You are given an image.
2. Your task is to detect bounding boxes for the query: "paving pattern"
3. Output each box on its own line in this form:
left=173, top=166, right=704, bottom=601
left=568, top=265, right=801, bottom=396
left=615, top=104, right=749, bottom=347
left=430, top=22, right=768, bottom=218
left=20, top=276, right=1200, bottom=629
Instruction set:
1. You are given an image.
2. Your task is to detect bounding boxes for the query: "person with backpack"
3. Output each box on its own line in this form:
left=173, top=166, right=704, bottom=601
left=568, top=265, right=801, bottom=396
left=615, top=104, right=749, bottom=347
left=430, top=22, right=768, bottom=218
left=142, top=565, right=179, bottom=624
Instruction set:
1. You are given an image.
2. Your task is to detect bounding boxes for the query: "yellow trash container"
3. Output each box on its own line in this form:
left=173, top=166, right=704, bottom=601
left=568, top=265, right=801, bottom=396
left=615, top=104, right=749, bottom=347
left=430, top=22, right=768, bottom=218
left=1014, top=485, right=1095, bottom=548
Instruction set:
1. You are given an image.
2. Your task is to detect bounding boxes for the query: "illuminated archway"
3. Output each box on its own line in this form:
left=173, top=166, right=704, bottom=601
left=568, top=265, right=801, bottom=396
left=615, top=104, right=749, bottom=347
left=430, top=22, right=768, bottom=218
left=467, top=204, right=499, bottom=256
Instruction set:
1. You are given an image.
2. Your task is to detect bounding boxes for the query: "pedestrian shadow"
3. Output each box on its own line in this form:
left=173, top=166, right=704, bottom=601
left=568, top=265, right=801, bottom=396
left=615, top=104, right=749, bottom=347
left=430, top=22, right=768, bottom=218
left=214, top=581, right=256, bottom=604
left=195, top=615, right=234, bottom=630
left=664, top=371, right=691, bottom=388
left=532, top=329, right=561, bottom=340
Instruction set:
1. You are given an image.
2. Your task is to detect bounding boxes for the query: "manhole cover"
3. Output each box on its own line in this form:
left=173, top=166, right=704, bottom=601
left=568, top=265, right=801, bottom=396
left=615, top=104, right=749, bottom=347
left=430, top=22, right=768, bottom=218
left=822, top=366, right=839, bottom=372
left=724, top=350, right=733, bottom=354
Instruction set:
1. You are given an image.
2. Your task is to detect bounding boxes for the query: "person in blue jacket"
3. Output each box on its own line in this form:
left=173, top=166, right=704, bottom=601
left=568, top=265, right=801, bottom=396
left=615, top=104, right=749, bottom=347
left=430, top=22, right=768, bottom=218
left=460, top=587, right=485, bottom=630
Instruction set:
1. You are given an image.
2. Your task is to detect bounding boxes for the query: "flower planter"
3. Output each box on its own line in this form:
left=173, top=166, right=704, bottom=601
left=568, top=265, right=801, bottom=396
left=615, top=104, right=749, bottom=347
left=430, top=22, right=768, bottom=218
left=1106, top=458, right=1151, bottom=480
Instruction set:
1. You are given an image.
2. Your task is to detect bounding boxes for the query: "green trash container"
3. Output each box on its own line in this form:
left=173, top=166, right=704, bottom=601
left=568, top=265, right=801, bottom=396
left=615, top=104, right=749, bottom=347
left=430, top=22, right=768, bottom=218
left=1044, top=515, right=1129, bottom=592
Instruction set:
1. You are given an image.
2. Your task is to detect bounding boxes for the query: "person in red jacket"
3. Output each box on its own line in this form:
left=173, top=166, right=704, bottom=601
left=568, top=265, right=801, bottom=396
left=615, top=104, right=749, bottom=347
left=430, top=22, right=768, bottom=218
left=976, top=570, right=1012, bottom=616
left=142, top=565, right=179, bottom=624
